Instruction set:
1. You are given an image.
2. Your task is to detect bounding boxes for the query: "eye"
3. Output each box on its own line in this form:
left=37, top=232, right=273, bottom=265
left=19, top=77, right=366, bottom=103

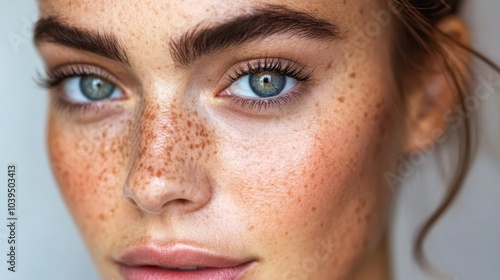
left=229, top=71, right=298, bottom=98
left=63, top=76, right=121, bottom=102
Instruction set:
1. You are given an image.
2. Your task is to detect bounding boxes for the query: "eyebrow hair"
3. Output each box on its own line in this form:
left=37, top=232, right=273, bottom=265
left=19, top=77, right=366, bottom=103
left=169, top=4, right=342, bottom=66
left=33, top=16, right=130, bottom=65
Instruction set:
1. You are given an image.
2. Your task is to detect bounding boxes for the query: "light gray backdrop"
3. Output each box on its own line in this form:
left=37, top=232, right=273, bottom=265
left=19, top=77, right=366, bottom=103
left=0, top=1, right=499, bottom=280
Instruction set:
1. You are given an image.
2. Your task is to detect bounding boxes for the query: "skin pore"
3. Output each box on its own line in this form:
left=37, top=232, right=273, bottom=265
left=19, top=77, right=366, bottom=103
left=35, top=0, right=468, bottom=279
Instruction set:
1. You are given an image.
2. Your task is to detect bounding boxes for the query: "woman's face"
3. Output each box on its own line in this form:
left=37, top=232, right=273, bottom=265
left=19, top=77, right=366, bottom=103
left=37, top=0, right=403, bottom=279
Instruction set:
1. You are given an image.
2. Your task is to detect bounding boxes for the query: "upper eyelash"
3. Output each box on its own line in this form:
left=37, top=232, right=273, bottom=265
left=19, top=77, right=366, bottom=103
left=35, top=65, right=113, bottom=89
left=227, top=58, right=313, bottom=83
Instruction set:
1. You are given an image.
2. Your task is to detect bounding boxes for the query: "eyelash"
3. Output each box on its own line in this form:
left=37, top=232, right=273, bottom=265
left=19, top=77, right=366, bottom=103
left=37, top=64, right=114, bottom=89
left=227, top=58, right=312, bottom=82
left=36, top=65, right=121, bottom=114
left=36, top=58, right=314, bottom=115
left=223, top=58, right=313, bottom=111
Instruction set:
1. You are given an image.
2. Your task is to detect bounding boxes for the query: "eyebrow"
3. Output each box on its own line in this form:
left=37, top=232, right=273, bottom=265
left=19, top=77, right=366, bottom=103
left=34, top=16, right=130, bottom=65
left=33, top=5, right=340, bottom=68
left=169, top=4, right=342, bottom=66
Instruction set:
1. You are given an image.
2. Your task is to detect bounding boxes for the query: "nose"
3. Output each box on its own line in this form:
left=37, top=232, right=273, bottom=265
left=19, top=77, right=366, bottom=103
left=123, top=102, right=213, bottom=214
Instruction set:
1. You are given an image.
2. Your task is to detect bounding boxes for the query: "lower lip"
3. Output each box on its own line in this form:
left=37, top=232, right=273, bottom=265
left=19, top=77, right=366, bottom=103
left=119, top=262, right=254, bottom=280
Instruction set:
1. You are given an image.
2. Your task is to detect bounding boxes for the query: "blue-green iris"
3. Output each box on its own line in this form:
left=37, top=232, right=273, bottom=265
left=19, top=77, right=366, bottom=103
left=249, top=71, right=286, bottom=98
left=79, top=76, right=116, bottom=101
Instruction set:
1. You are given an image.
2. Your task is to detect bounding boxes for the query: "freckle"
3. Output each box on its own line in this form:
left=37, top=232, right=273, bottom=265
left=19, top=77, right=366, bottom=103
left=349, top=72, right=356, bottom=78
left=364, top=112, right=368, bottom=118
left=248, top=226, right=254, bottom=231
left=98, top=213, right=107, bottom=221
left=365, top=213, right=371, bottom=222
left=349, top=84, right=353, bottom=89
left=311, top=207, right=316, bottom=212
left=187, top=120, right=192, bottom=127
left=338, top=96, right=345, bottom=103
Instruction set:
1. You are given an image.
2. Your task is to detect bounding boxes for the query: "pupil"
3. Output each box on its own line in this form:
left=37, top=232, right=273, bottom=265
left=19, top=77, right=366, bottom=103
left=249, top=72, right=286, bottom=98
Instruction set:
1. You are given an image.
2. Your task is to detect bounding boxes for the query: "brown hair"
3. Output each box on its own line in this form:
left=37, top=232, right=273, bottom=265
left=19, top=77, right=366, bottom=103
left=390, top=0, right=499, bottom=278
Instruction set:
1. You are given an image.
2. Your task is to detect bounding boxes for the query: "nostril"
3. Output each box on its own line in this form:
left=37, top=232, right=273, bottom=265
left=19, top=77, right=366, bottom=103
left=126, top=197, right=139, bottom=208
left=123, top=185, right=139, bottom=208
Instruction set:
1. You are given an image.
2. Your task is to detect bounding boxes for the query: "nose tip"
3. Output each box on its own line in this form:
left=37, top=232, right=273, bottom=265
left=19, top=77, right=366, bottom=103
left=123, top=176, right=212, bottom=214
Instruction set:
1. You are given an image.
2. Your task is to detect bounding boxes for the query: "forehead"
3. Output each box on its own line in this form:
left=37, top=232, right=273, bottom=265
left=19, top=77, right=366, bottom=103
left=37, top=0, right=380, bottom=30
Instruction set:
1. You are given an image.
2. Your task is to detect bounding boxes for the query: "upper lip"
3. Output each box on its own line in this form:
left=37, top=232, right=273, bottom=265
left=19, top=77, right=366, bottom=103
left=116, top=243, right=253, bottom=268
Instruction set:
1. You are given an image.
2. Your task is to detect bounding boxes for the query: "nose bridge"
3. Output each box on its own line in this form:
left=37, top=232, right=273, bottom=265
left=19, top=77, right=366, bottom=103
left=123, top=97, right=213, bottom=214
left=137, top=101, right=184, bottom=180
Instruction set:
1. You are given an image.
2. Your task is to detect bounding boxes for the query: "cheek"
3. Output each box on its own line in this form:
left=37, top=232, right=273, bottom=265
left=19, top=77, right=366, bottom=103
left=47, top=113, right=131, bottom=249
left=216, top=87, right=398, bottom=274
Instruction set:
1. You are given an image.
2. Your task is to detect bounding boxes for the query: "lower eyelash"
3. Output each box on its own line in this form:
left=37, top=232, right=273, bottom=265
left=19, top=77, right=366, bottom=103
left=225, top=85, right=311, bottom=112
left=52, top=94, right=96, bottom=114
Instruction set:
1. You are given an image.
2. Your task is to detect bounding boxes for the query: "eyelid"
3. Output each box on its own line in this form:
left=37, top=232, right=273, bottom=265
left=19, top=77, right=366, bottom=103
left=38, top=64, right=125, bottom=92
left=223, top=57, right=313, bottom=84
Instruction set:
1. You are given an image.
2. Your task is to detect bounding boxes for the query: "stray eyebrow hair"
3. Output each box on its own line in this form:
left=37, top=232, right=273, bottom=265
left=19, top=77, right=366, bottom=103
left=169, top=4, right=342, bottom=66
left=33, top=16, right=130, bottom=65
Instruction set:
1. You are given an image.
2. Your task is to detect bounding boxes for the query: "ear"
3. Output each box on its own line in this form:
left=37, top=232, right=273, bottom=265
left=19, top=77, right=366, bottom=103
left=402, top=16, right=470, bottom=154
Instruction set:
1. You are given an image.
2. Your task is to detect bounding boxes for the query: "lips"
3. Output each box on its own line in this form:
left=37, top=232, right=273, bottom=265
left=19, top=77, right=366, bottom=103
left=116, top=244, right=255, bottom=280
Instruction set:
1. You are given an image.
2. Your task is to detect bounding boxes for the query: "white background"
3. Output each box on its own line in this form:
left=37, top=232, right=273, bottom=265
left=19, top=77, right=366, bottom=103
left=0, top=1, right=499, bottom=279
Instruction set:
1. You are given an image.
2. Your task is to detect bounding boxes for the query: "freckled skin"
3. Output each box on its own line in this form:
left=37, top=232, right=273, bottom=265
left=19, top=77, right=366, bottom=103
left=39, top=0, right=406, bottom=279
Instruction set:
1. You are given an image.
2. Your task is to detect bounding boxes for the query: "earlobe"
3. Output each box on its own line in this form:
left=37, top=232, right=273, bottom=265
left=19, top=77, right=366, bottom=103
left=402, top=16, right=470, bottom=154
